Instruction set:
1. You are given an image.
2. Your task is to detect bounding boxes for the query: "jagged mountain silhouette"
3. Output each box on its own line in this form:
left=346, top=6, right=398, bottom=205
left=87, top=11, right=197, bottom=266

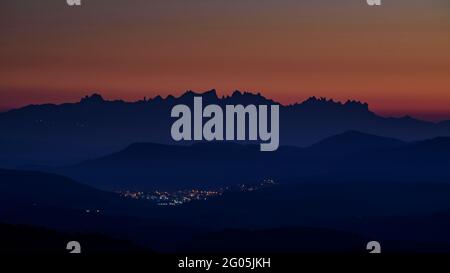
left=0, top=90, right=449, bottom=167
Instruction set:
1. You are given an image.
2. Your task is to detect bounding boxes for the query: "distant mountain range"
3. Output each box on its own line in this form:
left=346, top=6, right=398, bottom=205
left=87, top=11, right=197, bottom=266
left=1, top=90, right=450, bottom=167
left=52, top=131, right=450, bottom=191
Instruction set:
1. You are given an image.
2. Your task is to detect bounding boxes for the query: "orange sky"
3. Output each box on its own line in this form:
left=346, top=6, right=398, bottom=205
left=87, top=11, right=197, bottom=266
left=1, top=0, right=449, bottom=120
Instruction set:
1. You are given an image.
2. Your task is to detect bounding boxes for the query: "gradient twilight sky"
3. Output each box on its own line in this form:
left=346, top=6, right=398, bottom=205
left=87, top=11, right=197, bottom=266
left=1, top=0, right=449, bottom=120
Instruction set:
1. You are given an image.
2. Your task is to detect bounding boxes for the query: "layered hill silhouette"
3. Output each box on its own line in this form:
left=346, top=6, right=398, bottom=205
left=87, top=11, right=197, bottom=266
left=3, top=167, right=450, bottom=252
left=2, top=88, right=450, bottom=254
left=54, top=131, right=450, bottom=191
left=2, top=136, right=450, bottom=252
left=1, top=90, right=450, bottom=167
left=0, top=168, right=201, bottom=252
left=0, top=168, right=160, bottom=217
left=307, top=130, right=406, bottom=155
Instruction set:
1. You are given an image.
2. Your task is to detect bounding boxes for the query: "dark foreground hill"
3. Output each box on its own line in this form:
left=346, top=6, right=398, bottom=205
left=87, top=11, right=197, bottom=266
left=0, top=222, right=148, bottom=254
left=2, top=168, right=450, bottom=253
left=180, top=227, right=450, bottom=254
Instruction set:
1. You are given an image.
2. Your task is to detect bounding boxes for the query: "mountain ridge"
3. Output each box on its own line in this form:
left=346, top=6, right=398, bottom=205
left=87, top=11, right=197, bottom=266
left=1, top=90, right=450, bottom=167
left=53, top=131, right=450, bottom=191
left=0, top=90, right=377, bottom=115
